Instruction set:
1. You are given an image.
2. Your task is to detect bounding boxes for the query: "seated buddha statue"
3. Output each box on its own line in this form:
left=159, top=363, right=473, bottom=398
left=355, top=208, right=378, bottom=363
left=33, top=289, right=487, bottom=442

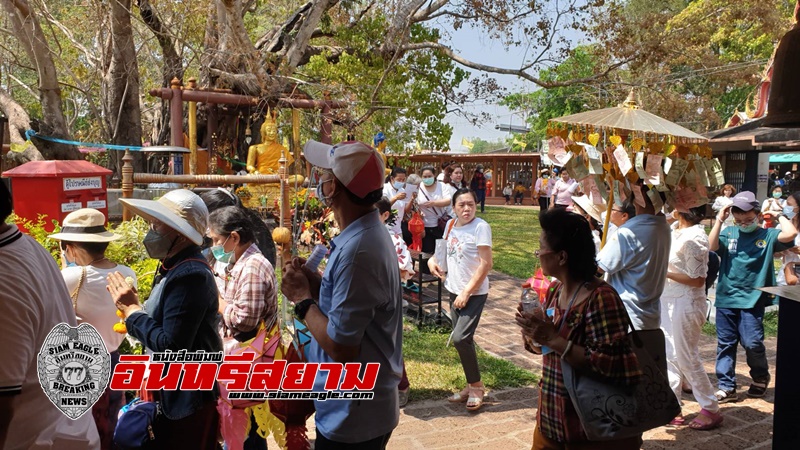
left=246, top=115, right=294, bottom=174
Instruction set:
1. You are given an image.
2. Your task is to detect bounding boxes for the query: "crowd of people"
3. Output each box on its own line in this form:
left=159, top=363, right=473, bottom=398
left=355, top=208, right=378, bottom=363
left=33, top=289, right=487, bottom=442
left=0, top=146, right=791, bottom=449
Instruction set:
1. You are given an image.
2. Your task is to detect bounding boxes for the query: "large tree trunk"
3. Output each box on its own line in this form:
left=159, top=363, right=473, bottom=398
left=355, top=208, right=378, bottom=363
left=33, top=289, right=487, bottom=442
left=103, top=0, right=144, bottom=176
left=0, top=86, right=44, bottom=167
left=0, top=0, right=79, bottom=160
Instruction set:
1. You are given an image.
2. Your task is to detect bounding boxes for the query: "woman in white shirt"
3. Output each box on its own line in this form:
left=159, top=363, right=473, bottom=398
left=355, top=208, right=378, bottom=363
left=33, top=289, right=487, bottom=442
left=659, top=205, right=723, bottom=430
left=49, top=208, right=138, bottom=450
left=429, top=188, right=493, bottom=412
left=762, top=185, right=785, bottom=228
left=417, top=165, right=452, bottom=256
left=777, top=192, right=800, bottom=287
left=383, top=167, right=411, bottom=235
left=551, top=170, right=578, bottom=210
left=712, top=184, right=736, bottom=228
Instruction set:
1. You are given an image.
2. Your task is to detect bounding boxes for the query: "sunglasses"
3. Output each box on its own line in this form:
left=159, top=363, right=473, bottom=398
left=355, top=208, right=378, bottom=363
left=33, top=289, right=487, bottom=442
left=534, top=249, right=556, bottom=258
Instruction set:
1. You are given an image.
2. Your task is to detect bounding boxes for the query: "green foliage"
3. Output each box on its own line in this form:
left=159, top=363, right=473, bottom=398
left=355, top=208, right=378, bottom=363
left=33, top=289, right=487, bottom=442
left=501, top=46, right=605, bottom=143
left=479, top=206, right=540, bottom=279
left=468, top=137, right=508, bottom=154
left=403, top=320, right=537, bottom=401
left=8, top=214, right=62, bottom=260
left=105, top=217, right=151, bottom=267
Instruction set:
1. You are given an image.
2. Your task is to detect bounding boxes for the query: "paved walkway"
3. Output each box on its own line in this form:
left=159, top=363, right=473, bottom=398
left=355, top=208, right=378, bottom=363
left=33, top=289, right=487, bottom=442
left=269, top=271, right=776, bottom=449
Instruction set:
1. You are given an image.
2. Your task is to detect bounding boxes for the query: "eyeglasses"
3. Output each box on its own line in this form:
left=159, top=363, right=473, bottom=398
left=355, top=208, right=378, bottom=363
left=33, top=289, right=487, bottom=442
left=611, top=208, right=624, bottom=213
left=534, top=249, right=555, bottom=258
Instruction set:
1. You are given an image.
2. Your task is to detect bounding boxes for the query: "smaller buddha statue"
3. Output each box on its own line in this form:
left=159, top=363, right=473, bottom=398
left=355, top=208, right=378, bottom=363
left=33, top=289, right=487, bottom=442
left=246, top=112, right=294, bottom=174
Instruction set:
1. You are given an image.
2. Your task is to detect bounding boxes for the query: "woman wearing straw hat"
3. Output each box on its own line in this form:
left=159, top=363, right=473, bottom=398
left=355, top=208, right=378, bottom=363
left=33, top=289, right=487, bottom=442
left=107, top=189, right=222, bottom=450
left=49, top=208, right=137, bottom=450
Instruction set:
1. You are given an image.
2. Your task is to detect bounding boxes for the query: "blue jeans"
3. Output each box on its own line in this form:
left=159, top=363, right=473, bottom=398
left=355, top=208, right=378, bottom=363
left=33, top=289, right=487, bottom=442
left=715, top=305, right=770, bottom=391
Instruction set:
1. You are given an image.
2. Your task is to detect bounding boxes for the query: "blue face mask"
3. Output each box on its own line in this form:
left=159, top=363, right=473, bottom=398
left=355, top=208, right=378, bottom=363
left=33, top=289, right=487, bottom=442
left=210, top=236, right=234, bottom=264
left=393, top=181, right=405, bottom=190
left=737, top=223, right=759, bottom=233
left=422, top=177, right=435, bottom=186
left=784, top=205, right=797, bottom=220
left=62, top=250, right=77, bottom=267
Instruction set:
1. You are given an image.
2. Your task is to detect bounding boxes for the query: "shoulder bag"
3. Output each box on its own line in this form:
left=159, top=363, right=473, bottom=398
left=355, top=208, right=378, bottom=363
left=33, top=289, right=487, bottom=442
left=114, top=398, right=161, bottom=449
left=70, top=266, right=87, bottom=317
left=420, top=186, right=452, bottom=231
left=434, top=218, right=457, bottom=273
left=560, top=306, right=679, bottom=441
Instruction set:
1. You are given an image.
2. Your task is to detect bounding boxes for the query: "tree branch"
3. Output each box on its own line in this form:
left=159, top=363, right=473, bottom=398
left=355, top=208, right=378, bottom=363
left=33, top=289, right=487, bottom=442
left=401, top=42, right=631, bottom=88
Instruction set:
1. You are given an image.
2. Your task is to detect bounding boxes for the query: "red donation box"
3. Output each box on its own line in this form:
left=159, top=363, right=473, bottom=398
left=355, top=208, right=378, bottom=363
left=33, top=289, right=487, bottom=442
left=2, top=160, right=112, bottom=232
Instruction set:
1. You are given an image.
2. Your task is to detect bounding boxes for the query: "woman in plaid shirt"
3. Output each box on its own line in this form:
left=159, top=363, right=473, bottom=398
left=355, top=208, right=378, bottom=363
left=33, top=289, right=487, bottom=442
left=516, top=208, right=642, bottom=449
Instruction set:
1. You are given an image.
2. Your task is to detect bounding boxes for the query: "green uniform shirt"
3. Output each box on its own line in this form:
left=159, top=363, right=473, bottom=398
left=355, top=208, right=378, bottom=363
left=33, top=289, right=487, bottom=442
left=716, top=226, right=792, bottom=309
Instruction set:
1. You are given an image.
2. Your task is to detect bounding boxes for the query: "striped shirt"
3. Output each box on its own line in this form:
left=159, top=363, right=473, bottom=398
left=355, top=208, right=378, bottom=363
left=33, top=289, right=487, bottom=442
left=536, top=281, right=641, bottom=443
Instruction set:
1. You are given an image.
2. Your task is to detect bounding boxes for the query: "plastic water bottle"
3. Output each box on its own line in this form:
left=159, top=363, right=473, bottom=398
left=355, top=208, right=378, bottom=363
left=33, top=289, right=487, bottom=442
left=520, top=282, right=543, bottom=350
left=304, top=244, right=327, bottom=272
left=520, top=282, right=541, bottom=314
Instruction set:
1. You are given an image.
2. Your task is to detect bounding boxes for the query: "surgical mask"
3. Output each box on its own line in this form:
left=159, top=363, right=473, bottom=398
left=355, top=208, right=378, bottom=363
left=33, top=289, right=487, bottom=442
left=143, top=229, right=177, bottom=260
left=210, top=236, right=234, bottom=264
left=737, top=223, right=759, bottom=233
left=422, top=177, right=435, bottom=186
left=784, top=205, right=797, bottom=220
left=543, top=175, right=549, bottom=179
left=773, top=192, right=783, bottom=199
left=393, top=181, right=405, bottom=190
left=62, top=250, right=77, bottom=268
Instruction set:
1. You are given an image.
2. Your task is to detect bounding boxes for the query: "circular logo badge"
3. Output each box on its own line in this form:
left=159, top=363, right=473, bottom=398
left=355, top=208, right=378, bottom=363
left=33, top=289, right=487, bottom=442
left=37, top=323, right=111, bottom=419
left=756, top=239, right=767, bottom=249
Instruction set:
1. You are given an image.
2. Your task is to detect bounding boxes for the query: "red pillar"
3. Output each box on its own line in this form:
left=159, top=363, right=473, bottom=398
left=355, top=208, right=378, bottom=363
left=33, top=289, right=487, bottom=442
left=169, top=78, right=183, bottom=147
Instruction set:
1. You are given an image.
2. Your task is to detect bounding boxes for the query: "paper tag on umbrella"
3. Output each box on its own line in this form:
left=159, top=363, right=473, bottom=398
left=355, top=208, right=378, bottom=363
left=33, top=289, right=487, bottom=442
left=582, top=177, right=606, bottom=205
left=613, top=180, right=624, bottom=206
left=586, top=145, right=604, bottom=175
left=645, top=154, right=663, bottom=186
left=547, top=136, right=573, bottom=167
left=635, top=152, right=648, bottom=178
left=594, top=175, right=609, bottom=202
left=647, top=188, right=664, bottom=212
left=707, top=158, right=725, bottom=186
left=632, top=184, right=646, bottom=208
left=614, top=145, right=632, bottom=176
left=685, top=169, right=698, bottom=187
left=664, top=191, right=677, bottom=212
left=695, top=160, right=711, bottom=186
left=566, top=151, right=590, bottom=181
left=696, top=179, right=708, bottom=200
left=665, top=158, right=689, bottom=187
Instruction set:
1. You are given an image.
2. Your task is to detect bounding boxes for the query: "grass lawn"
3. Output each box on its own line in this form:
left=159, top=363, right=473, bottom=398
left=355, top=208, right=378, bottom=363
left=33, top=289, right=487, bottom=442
left=403, top=322, right=538, bottom=401
left=479, top=206, right=542, bottom=279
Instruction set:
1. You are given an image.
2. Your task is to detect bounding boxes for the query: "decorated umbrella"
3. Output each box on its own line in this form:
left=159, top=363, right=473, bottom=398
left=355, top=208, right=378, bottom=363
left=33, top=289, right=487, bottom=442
left=545, top=90, right=722, bottom=247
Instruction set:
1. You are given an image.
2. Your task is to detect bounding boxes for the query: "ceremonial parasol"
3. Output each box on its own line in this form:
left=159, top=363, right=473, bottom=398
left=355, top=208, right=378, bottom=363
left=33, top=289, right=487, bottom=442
left=549, top=91, right=708, bottom=143
left=546, top=90, right=718, bottom=247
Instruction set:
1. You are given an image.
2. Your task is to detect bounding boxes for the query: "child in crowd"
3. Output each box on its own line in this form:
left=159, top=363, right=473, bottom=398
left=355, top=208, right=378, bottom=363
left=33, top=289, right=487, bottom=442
left=503, top=183, right=513, bottom=205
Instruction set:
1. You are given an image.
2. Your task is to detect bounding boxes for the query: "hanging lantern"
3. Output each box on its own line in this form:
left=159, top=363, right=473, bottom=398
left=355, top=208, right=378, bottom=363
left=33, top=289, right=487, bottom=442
left=764, top=4, right=800, bottom=127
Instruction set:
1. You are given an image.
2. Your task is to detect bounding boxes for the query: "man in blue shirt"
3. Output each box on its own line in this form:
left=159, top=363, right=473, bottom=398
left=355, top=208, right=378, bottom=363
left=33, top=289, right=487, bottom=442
left=709, top=191, right=796, bottom=403
left=282, top=140, right=403, bottom=449
left=597, top=192, right=671, bottom=331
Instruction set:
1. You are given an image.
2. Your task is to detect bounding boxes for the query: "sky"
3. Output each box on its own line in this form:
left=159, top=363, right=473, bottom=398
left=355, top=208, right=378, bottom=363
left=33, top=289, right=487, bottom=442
left=440, top=20, right=586, bottom=153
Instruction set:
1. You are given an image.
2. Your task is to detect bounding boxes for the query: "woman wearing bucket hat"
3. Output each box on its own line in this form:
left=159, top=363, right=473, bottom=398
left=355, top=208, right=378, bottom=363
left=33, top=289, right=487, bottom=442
left=107, top=189, right=222, bottom=450
left=49, top=209, right=137, bottom=450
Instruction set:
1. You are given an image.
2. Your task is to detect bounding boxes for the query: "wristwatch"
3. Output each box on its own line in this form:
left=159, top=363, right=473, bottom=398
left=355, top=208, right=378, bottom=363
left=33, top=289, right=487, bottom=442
left=294, top=298, right=316, bottom=321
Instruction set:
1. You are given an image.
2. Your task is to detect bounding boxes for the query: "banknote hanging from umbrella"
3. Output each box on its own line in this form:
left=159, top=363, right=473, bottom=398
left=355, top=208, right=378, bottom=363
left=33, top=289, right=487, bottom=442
left=545, top=89, right=725, bottom=247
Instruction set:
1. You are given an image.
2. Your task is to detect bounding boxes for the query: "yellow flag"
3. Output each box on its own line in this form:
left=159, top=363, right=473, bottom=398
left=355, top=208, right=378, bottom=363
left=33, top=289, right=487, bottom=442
left=461, top=137, right=474, bottom=150
left=9, top=140, right=33, bottom=153
left=416, top=141, right=422, bottom=151
left=513, top=138, right=527, bottom=149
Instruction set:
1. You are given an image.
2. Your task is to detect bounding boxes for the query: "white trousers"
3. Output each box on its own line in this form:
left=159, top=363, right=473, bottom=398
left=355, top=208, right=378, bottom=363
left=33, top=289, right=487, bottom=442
left=660, top=283, right=720, bottom=413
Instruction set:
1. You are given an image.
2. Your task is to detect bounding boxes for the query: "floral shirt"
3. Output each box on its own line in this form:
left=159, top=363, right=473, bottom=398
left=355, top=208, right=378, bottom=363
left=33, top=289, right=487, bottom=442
left=536, top=281, right=641, bottom=443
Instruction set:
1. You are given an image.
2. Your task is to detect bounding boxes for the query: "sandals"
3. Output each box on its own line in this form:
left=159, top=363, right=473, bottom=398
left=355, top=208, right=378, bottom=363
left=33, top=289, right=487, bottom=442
left=465, top=386, right=485, bottom=412
left=668, top=416, right=686, bottom=427
left=447, top=388, right=470, bottom=403
left=689, top=409, right=723, bottom=431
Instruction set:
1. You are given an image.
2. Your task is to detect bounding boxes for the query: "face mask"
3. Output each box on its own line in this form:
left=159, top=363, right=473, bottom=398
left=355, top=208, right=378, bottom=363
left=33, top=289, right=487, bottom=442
left=543, top=175, right=549, bottom=179
left=422, top=177, right=435, bottom=186
left=210, top=236, right=234, bottom=263
left=393, top=181, right=405, bottom=190
left=773, top=192, right=783, bottom=199
left=62, top=250, right=77, bottom=268
left=784, top=205, right=797, bottom=220
left=737, top=223, right=759, bottom=233
left=143, top=229, right=177, bottom=260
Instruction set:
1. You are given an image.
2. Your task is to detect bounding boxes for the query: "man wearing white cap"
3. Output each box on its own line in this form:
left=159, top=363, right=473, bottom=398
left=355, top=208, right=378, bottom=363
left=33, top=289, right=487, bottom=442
left=282, top=140, right=403, bottom=449
left=107, top=189, right=221, bottom=449
left=710, top=191, right=797, bottom=403
left=0, top=182, right=100, bottom=449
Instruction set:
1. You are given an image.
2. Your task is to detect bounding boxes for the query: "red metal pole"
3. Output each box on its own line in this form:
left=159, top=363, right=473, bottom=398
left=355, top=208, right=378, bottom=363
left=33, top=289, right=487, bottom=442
left=169, top=78, right=183, bottom=147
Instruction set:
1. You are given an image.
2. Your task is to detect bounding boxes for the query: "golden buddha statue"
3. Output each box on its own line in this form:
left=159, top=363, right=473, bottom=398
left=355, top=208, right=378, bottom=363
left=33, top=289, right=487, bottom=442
left=246, top=114, right=294, bottom=174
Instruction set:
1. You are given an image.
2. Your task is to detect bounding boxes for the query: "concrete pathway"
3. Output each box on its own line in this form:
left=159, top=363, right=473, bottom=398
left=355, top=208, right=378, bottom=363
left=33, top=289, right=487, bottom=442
left=268, top=271, right=776, bottom=449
